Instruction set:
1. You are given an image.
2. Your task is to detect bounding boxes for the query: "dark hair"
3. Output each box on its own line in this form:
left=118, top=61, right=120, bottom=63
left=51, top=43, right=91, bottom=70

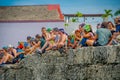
left=27, top=36, right=32, bottom=40
left=30, top=38, right=35, bottom=43
left=79, top=23, right=85, bottom=28
left=118, top=18, right=120, bottom=22
left=35, top=34, right=41, bottom=38
left=101, top=22, right=108, bottom=28
left=114, top=17, right=120, bottom=24
left=53, top=27, right=59, bottom=32
left=108, top=21, right=115, bottom=28
left=41, top=27, right=46, bottom=30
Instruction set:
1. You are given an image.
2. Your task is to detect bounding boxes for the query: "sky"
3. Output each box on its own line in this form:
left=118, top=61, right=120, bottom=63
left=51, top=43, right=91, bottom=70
left=0, top=0, right=120, bottom=14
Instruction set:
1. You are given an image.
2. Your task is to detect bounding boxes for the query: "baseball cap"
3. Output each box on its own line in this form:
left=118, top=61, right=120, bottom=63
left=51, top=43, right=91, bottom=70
left=47, top=28, right=52, bottom=32
left=84, top=25, right=91, bottom=32
left=27, top=36, right=32, bottom=40
left=59, top=28, right=64, bottom=33
left=2, top=46, right=8, bottom=50
left=24, top=42, right=29, bottom=47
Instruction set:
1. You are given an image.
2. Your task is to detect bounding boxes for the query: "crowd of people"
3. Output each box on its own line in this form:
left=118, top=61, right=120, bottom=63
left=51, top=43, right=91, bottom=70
left=0, top=16, right=120, bottom=65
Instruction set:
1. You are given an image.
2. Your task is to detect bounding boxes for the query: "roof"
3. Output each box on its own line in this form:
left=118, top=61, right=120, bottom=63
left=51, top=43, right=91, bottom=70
left=64, top=14, right=103, bottom=17
left=0, top=4, right=64, bottom=22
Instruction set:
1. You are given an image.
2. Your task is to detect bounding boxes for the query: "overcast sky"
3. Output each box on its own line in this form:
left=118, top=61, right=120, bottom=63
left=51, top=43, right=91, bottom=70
left=0, top=0, right=120, bottom=14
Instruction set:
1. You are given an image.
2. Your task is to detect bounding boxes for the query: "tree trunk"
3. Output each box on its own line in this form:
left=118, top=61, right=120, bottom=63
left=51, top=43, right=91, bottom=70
left=103, top=17, right=108, bottom=22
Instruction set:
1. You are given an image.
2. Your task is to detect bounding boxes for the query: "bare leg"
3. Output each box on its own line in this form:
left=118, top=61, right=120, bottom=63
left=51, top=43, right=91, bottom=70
left=86, top=40, right=94, bottom=46
left=58, top=42, right=64, bottom=48
left=108, top=33, right=119, bottom=45
left=41, top=41, right=49, bottom=51
left=3, top=55, right=9, bottom=63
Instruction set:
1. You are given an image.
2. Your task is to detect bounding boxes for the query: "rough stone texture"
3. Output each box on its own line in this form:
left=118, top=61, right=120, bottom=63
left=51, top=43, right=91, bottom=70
left=0, top=45, right=120, bottom=80
left=0, top=5, right=61, bottom=21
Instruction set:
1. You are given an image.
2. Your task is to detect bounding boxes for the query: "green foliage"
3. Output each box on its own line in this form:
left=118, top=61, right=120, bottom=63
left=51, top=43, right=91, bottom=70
left=102, top=9, right=113, bottom=18
left=64, top=23, right=69, bottom=27
left=72, top=18, right=77, bottom=22
left=72, top=11, right=83, bottom=22
left=76, top=11, right=83, bottom=17
left=114, top=9, right=120, bottom=16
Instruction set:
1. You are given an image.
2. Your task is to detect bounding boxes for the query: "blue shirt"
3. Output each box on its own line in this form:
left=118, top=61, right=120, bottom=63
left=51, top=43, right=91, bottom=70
left=116, top=24, right=120, bottom=32
left=96, top=28, right=112, bottom=46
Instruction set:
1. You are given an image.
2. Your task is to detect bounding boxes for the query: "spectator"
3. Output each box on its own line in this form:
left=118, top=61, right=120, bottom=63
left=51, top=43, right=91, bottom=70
left=67, top=35, right=77, bottom=49
left=114, top=16, right=120, bottom=33
left=0, top=46, right=13, bottom=65
left=79, top=25, right=95, bottom=46
left=107, top=21, right=116, bottom=34
left=93, top=22, right=112, bottom=46
left=96, top=23, right=101, bottom=29
left=57, top=28, right=68, bottom=48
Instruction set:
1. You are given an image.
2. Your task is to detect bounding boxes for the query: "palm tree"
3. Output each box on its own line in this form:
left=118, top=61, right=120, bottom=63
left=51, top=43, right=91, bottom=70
left=72, top=11, right=83, bottom=22
left=102, top=9, right=113, bottom=22
left=114, top=9, right=120, bottom=16
left=76, top=11, right=83, bottom=17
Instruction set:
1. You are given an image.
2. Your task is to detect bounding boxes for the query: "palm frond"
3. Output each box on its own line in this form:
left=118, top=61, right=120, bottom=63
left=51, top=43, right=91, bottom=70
left=72, top=18, right=77, bottom=22
left=103, top=9, right=113, bottom=18
left=114, top=9, right=120, bottom=16
left=102, top=14, right=107, bottom=18
left=104, top=9, right=112, bottom=14
left=64, top=23, right=69, bottom=27
left=109, top=13, right=113, bottom=17
left=76, top=11, right=83, bottom=17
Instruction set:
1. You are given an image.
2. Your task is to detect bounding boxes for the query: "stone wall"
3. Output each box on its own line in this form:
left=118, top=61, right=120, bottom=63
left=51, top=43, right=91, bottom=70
left=0, top=5, right=60, bottom=21
left=0, top=45, right=120, bottom=80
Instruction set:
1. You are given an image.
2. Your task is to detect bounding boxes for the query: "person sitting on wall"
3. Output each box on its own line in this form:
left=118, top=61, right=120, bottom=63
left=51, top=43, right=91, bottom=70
left=35, top=34, right=41, bottom=48
left=74, top=30, right=81, bottom=42
left=0, top=46, right=14, bottom=65
left=0, top=49, right=4, bottom=63
left=8, top=44, right=24, bottom=63
left=27, top=37, right=39, bottom=54
left=75, top=23, right=85, bottom=42
left=36, top=28, right=53, bottom=52
left=38, top=27, right=50, bottom=53
left=37, top=28, right=54, bottom=53
left=26, top=36, right=32, bottom=47
left=115, top=16, right=120, bottom=33
left=22, top=37, right=36, bottom=54
left=107, top=21, right=116, bottom=35
left=41, top=27, right=50, bottom=41
left=57, top=28, right=68, bottom=53
left=107, top=17, right=120, bottom=45
left=67, top=35, right=77, bottom=49
left=38, top=27, right=61, bottom=53
left=8, top=44, right=24, bottom=57
left=57, top=29, right=68, bottom=48
left=93, top=22, right=112, bottom=46
left=79, top=25, right=95, bottom=47
left=45, top=28, right=56, bottom=51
